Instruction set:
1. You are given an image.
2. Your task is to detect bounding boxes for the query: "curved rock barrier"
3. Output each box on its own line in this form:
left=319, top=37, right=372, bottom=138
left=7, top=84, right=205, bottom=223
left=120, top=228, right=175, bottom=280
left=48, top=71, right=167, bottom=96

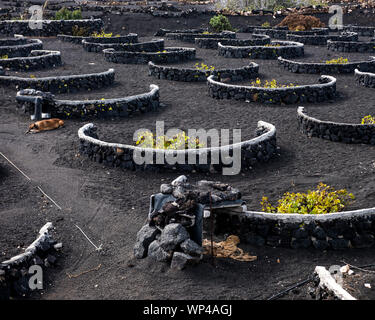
left=327, top=39, right=375, bottom=53
left=83, top=39, right=164, bottom=53
left=213, top=205, right=375, bottom=250
left=103, top=47, right=196, bottom=64
left=286, top=32, right=358, bottom=46
left=0, top=222, right=61, bottom=299
left=343, top=25, right=375, bottom=37
left=218, top=40, right=304, bottom=59
left=0, top=38, right=43, bottom=58
left=78, top=121, right=277, bottom=173
left=238, top=25, right=288, bottom=33
left=0, top=19, right=103, bottom=36
left=16, top=85, right=160, bottom=119
left=57, top=33, right=138, bottom=45
left=165, top=31, right=236, bottom=43
left=148, top=61, right=259, bottom=82
left=355, top=68, right=375, bottom=88
left=0, top=68, right=115, bottom=93
left=207, top=75, right=336, bottom=104
left=253, top=27, right=329, bottom=40
left=278, top=56, right=375, bottom=74
left=154, top=28, right=204, bottom=36
left=0, top=50, right=62, bottom=71
left=195, top=34, right=270, bottom=49
left=0, top=66, right=4, bottom=75
left=297, top=106, right=375, bottom=144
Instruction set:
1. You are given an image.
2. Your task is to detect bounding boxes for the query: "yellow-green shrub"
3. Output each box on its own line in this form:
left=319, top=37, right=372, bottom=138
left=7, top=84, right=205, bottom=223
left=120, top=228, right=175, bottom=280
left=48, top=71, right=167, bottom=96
left=325, top=57, right=348, bottom=64
left=260, top=183, right=355, bottom=214
left=135, top=131, right=205, bottom=150
left=250, top=78, right=296, bottom=88
left=361, top=115, right=375, bottom=124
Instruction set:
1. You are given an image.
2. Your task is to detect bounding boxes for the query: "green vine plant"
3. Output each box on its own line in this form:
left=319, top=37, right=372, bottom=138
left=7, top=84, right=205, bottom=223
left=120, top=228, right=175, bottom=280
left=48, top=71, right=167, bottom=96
left=209, top=14, right=233, bottom=32
left=361, top=115, right=375, bottom=125
left=263, top=43, right=281, bottom=47
left=91, top=30, right=120, bottom=38
left=54, top=7, right=82, bottom=20
left=261, top=22, right=271, bottom=28
left=135, top=131, right=205, bottom=150
left=325, top=57, right=349, bottom=64
left=260, top=182, right=355, bottom=214
left=0, top=55, right=8, bottom=60
left=250, top=78, right=297, bottom=88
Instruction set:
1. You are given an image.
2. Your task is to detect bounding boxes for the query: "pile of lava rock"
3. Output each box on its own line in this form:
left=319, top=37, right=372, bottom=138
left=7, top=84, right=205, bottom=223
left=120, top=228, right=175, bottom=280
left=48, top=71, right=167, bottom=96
left=133, top=175, right=242, bottom=270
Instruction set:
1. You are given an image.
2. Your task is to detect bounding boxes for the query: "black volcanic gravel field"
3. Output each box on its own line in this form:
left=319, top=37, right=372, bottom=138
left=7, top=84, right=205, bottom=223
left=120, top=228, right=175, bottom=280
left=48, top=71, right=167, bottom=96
left=0, top=29, right=375, bottom=300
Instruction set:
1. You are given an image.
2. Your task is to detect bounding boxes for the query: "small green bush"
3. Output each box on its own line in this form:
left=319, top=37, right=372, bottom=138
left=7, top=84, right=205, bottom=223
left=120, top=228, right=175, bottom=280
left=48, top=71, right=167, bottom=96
left=361, top=115, right=375, bottom=125
left=55, top=7, right=82, bottom=20
left=261, top=183, right=355, bottom=214
left=209, top=14, right=233, bottom=32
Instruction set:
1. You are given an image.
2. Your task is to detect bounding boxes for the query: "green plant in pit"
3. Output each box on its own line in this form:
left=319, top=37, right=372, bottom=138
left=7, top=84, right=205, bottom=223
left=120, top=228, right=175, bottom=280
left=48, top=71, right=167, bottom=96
left=361, top=115, right=375, bottom=125
left=91, top=30, right=120, bottom=38
left=261, top=22, right=271, bottom=28
left=135, top=131, right=205, bottom=150
left=325, top=57, right=348, bottom=64
left=54, top=7, right=82, bottom=20
left=202, top=31, right=212, bottom=34
left=250, top=78, right=296, bottom=88
left=264, top=43, right=281, bottom=47
left=0, top=55, right=8, bottom=59
left=195, top=62, right=215, bottom=72
left=72, top=25, right=90, bottom=37
left=261, top=182, right=355, bottom=214
left=209, top=14, right=233, bottom=33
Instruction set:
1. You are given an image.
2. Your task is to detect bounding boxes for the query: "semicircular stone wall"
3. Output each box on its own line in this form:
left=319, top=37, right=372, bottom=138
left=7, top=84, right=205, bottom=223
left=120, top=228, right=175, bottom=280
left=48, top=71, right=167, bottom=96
left=297, top=106, right=375, bottom=144
left=16, top=84, right=160, bottom=119
left=218, top=40, right=304, bottom=59
left=0, top=68, right=115, bottom=93
left=148, top=61, right=259, bottom=82
left=207, top=74, right=336, bottom=104
left=213, top=206, right=375, bottom=249
left=195, top=34, right=270, bottom=49
left=57, top=33, right=138, bottom=45
left=355, top=68, right=375, bottom=88
left=0, top=38, right=43, bottom=58
left=278, top=56, right=375, bottom=74
left=0, top=50, right=62, bottom=71
left=327, top=40, right=375, bottom=53
left=0, top=19, right=103, bottom=36
left=83, top=39, right=164, bottom=53
left=103, top=47, right=196, bottom=64
left=78, top=121, right=278, bottom=173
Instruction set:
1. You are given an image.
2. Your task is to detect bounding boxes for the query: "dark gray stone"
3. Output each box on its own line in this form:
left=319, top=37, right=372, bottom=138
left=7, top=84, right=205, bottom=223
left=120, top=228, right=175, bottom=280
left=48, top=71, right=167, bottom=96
left=159, top=223, right=190, bottom=251
left=134, top=224, right=160, bottom=259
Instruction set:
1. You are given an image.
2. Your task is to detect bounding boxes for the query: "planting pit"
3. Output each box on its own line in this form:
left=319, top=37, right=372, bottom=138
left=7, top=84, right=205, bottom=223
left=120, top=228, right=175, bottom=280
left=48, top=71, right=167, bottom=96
left=218, top=40, right=304, bottom=59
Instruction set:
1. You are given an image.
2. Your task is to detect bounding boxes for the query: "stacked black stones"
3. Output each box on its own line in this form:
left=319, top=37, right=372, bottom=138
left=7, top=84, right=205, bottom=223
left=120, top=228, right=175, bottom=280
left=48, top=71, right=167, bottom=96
left=327, top=40, right=375, bottom=53
left=165, top=31, right=236, bottom=43
left=0, top=68, right=115, bottom=93
left=133, top=176, right=242, bottom=270
left=214, top=208, right=375, bottom=250
left=57, top=33, right=138, bottom=45
left=237, top=25, right=288, bottom=33
left=355, top=68, right=375, bottom=88
left=194, top=34, right=270, bottom=50
left=154, top=28, right=204, bottom=36
left=298, top=106, right=375, bottom=144
left=343, top=25, right=375, bottom=37
left=253, top=27, right=329, bottom=40
left=78, top=121, right=278, bottom=173
left=0, top=50, right=62, bottom=71
left=278, top=56, right=375, bottom=74
left=0, top=19, right=103, bottom=37
left=0, top=38, right=43, bottom=58
left=148, top=61, right=259, bottom=82
left=286, top=32, right=358, bottom=46
left=103, top=47, right=196, bottom=64
left=218, top=41, right=304, bottom=59
left=0, top=223, right=61, bottom=300
left=17, top=84, right=159, bottom=119
left=207, top=75, right=336, bottom=104
left=83, top=39, right=164, bottom=53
